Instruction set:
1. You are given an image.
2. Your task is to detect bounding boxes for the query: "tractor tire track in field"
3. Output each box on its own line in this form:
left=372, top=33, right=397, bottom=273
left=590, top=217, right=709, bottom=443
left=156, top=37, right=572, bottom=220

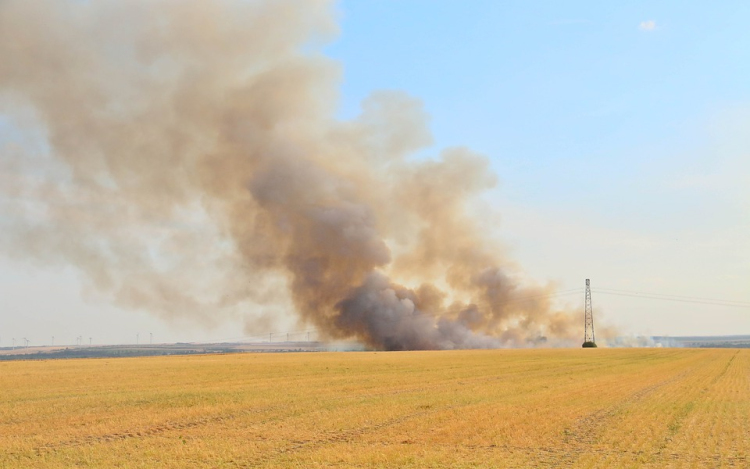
left=564, top=371, right=687, bottom=446
left=243, top=403, right=462, bottom=467
left=33, top=404, right=281, bottom=455
left=651, top=349, right=742, bottom=465
left=555, top=371, right=688, bottom=467
left=554, top=351, right=740, bottom=467
left=708, top=349, right=739, bottom=386
left=244, top=362, right=636, bottom=465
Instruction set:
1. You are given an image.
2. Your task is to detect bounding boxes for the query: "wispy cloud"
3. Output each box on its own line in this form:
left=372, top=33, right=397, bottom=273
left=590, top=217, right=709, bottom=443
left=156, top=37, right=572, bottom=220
left=639, top=20, right=657, bottom=31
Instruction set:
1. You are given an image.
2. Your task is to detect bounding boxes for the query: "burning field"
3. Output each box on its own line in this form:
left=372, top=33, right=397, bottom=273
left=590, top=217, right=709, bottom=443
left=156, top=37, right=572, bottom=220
left=0, top=0, right=592, bottom=350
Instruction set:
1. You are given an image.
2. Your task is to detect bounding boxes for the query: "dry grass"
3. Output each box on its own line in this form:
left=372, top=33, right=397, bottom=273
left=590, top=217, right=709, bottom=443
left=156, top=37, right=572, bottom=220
left=0, top=348, right=747, bottom=468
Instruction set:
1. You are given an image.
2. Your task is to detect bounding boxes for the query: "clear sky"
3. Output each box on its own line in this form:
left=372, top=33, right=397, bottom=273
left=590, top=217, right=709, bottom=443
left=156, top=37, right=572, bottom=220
left=325, top=0, right=750, bottom=338
left=0, top=1, right=748, bottom=346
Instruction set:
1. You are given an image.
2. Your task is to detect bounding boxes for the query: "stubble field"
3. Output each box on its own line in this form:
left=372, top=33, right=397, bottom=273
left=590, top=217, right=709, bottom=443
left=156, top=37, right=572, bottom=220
left=1, top=348, right=747, bottom=468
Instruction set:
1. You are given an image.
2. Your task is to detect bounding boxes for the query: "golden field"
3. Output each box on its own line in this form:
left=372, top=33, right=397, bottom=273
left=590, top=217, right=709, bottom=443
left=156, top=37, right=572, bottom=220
left=0, top=348, right=747, bottom=468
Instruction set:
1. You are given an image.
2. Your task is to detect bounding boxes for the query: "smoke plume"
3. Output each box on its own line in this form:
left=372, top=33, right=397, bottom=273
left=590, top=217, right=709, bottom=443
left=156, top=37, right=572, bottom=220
left=0, top=0, right=581, bottom=349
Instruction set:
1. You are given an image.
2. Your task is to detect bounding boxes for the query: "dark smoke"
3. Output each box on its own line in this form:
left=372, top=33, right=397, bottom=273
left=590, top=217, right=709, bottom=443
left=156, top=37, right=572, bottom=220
left=0, top=0, right=582, bottom=349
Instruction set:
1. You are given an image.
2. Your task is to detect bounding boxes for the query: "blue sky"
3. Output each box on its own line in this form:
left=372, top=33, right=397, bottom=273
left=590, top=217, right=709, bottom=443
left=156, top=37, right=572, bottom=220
left=0, top=1, right=748, bottom=345
left=322, top=1, right=750, bottom=337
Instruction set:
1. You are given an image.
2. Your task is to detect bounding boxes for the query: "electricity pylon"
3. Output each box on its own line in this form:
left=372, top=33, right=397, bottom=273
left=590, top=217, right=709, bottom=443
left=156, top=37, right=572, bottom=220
left=582, top=279, right=597, bottom=348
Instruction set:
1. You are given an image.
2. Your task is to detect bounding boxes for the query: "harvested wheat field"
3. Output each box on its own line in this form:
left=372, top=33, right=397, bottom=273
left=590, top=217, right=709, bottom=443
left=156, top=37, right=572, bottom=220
left=1, top=348, right=747, bottom=468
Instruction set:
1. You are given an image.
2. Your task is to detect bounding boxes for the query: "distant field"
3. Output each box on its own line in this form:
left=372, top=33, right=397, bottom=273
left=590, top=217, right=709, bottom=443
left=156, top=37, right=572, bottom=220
left=1, top=349, right=747, bottom=468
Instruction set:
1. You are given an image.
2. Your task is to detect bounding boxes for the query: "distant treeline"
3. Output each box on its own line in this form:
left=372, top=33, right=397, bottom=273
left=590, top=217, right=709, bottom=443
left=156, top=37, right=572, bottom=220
left=0, top=348, right=216, bottom=361
left=0, top=345, right=323, bottom=361
left=652, top=335, right=750, bottom=349
left=690, top=342, right=750, bottom=349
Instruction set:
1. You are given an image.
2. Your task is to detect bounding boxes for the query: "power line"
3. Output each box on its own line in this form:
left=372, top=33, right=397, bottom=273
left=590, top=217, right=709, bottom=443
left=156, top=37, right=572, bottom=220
left=596, top=286, right=750, bottom=305
left=594, top=287, right=750, bottom=308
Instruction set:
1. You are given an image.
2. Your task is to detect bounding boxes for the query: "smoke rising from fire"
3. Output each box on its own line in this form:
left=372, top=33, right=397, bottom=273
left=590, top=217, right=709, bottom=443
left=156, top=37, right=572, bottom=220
left=0, top=0, right=582, bottom=349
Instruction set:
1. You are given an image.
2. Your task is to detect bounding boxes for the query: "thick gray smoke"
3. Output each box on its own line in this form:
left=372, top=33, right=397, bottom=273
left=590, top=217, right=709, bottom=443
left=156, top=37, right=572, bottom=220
left=0, top=0, right=582, bottom=349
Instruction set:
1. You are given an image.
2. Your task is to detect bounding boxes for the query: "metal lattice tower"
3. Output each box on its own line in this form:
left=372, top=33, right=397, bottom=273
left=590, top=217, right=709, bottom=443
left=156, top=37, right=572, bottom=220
left=583, top=279, right=597, bottom=347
